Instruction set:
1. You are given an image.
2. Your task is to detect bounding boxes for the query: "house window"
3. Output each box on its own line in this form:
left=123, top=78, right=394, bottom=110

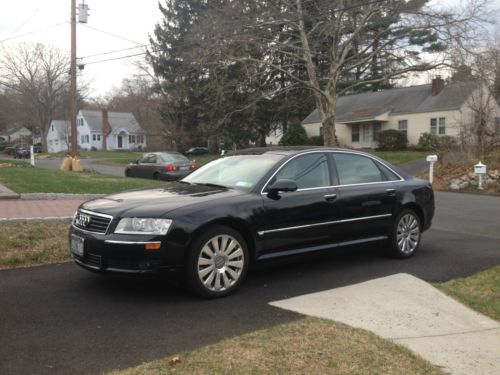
left=438, top=117, right=446, bottom=134
left=85, top=135, right=89, bottom=143
left=92, top=134, right=96, bottom=141
left=80, top=135, right=84, bottom=144
left=319, top=126, right=324, bottom=136
left=430, top=118, right=437, bottom=134
left=129, top=135, right=136, bottom=143
left=398, top=119, right=408, bottom=134
left=51, top=125, right=54, bottom=131
left=97, top=134, right=101, bottom=141
left=351, top=124, right=360, bottom=142
left=373, top=124, right=382, bottom=141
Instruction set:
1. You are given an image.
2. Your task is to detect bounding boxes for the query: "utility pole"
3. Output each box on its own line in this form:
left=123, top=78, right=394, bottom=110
left=70, top=0, right=77, bottom=156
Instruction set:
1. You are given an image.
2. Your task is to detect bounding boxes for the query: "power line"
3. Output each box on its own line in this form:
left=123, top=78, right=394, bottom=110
left=79, top=45, right=148, bottom=60
left=80, top=24, right=145, bottom=46
left=6, top=9, right=40, bottom=37
left=83, top=51, right=149, bottom=65
left=0, top=21, right=68, bottom=44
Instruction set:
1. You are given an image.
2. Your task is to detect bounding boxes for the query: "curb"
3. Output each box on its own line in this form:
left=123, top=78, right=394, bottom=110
left=19, top=193, right=106, bottom=200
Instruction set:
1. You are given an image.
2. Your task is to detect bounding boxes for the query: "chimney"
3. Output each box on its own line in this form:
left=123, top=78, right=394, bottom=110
left=431, top=76, right=445, bottom=96
left=101, top=109, right=112, bottom=150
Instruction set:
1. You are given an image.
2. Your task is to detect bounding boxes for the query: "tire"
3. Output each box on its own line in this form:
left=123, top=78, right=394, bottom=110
left=389, top=209, right=421, bottom=258
left=125, top=168, right=131, bottom=177
left=185, top=225, right=249, bottom=298
left=153, top=172, right=159, bottom=180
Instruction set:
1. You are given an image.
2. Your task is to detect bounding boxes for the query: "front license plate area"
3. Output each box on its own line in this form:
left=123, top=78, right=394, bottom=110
left=71, top=235, right=84, bottom=257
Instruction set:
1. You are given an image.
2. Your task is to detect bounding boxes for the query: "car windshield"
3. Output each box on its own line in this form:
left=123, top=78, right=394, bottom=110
left=160, top=153, right=189, bottom=163
left=182, top=154, right=283, bottom=190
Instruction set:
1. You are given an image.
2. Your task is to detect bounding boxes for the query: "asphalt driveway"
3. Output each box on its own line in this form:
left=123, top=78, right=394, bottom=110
left=0, top=191, right=499, bottom=375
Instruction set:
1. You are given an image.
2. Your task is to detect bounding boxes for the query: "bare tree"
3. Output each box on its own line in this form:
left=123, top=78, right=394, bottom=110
left=185, top=0, right=490, bottom=146
left=0, top=43, right=70, bottom=151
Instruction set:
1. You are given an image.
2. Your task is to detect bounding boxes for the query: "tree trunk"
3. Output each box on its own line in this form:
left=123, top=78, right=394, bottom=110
left=317, top=96, right=339, bottom=147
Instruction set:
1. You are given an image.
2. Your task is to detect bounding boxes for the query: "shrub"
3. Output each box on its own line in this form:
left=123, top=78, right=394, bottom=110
left=279, top=123, right=308, bottom=146
left=438, top=135, right=457, bottom=152
left=377, top=129, right=407, bottom=151
left=417, top=132, right=440, bottom=151
left=307, top=135, right=324, bottom=146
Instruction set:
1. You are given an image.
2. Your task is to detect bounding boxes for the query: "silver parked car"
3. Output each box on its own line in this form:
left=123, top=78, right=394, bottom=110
left=125, top=152, right=197, bottom=180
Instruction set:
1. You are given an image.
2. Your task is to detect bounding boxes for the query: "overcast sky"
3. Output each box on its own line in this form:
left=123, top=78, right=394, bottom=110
left=0, top=0, right=161, bottom=97
left=1, top=0, right=499, bottom=98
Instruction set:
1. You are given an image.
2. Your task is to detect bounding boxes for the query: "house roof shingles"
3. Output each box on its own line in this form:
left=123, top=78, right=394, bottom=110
left=80, top=110, right=144, bottom=134
left=302, top=81, right=478, bottom=125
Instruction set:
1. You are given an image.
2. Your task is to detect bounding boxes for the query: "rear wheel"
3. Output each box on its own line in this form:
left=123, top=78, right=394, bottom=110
left=389, top=209, right=421, bottom=258
left=185, top=225, right=248, bottom=298
left=153, top=172, right=159, bottom=180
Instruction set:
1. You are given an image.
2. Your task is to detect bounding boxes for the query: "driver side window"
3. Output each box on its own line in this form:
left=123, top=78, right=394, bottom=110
left=271, top=153, right=330, bottom=190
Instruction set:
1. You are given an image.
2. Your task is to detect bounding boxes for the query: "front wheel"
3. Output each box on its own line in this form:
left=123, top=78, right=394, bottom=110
left=185, top=226, right=249, bottom=298
left=389, top=209, right=421, bottom=258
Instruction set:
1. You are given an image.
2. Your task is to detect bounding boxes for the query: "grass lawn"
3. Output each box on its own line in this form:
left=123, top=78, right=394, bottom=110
left=36, top=150, right=144, bottom=160
left=0, top=165, right=162, bottom=194
left=435, top=265, right=500, bottom=321
left=0, top=220, right=71, bottom=269
left=108, top=317, right=443, bottom=375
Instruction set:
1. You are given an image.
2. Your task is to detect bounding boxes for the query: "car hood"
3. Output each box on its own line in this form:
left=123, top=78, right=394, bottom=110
left=80, top=183, right=244, bottom=218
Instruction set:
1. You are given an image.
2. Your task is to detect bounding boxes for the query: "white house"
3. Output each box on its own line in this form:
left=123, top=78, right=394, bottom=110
left=302, top=78, right=500, bottom=148
left=47, top=120, right=70, bottom=153
left=76, top=110, right=146, bottom=151
left=0, top=126, right=32, bottom=143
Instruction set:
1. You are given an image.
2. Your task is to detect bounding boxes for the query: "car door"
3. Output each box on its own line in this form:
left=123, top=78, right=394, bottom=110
left=257, top=152, right=342, bottom=258
left=130, top=154, right=155, bottom=178
left=331, top=152, right=399, bottom=242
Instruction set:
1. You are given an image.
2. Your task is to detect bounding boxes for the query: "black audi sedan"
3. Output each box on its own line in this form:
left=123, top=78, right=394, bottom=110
left=70, top=148, right=434, bottom=297
left=124, top=152, right=197, bottom=180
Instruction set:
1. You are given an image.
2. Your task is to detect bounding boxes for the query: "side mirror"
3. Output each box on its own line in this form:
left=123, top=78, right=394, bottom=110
left=267, top=179, right=298, bottom=196
left=134, top=159, right=139, bottom=164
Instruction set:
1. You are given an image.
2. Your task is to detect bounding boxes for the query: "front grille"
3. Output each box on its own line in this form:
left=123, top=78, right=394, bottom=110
left=73, top=210, right=112, bottom=234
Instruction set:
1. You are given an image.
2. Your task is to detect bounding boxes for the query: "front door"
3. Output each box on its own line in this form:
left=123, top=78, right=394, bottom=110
left=257, top=152, right=342, bottom=258
left=361, top=124, right=372, bottom=148
left=117, top=136, right=123, bottom=149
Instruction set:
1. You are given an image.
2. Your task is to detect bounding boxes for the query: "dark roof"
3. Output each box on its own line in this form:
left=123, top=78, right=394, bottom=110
left=0, top=126, right=31, bottom=136
left=79, top=110, right=144, bottom=133
left=302, top=81, right=478, bottom=125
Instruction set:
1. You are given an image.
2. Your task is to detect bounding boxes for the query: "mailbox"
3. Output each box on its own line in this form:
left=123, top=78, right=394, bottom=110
left=426, top=155, right=438, bottom=162
left=474, top=162, right=486, bottom=175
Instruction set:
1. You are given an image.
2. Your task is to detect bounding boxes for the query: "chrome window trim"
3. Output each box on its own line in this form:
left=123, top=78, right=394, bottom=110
left=104, top=240, right=162, bottom=245
left=257, top=213, right=392, bottom=236
left=260, top=149, right=404, bottom=195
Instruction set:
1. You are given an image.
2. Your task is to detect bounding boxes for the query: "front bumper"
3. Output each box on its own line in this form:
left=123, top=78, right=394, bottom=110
left=69, top=226, right=184, bottom=274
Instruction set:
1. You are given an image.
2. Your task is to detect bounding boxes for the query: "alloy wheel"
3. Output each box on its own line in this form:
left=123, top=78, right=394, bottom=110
left=197, top=234, right=245, bottom=292
left=396, top=213, right=420, bottom=254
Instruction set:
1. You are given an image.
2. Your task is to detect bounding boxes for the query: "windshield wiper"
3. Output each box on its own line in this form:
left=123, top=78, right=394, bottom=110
left=193, top=182, right=227, bottom=189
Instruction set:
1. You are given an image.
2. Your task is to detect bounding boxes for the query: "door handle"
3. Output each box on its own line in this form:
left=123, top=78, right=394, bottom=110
left=324, top=193, right=337, bottom=201
left=386, top=188, right=396, bottom=196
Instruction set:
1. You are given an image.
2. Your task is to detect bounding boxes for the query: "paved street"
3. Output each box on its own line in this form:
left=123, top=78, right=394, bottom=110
left=0, top=191, right=499, bottom=374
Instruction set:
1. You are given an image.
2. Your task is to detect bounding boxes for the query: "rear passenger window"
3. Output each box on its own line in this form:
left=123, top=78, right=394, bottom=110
left=271, top=153, right=330, bottom=189
left=333, top=153, right=384, bottom=185
left=377, top=162, right=401, bottom=181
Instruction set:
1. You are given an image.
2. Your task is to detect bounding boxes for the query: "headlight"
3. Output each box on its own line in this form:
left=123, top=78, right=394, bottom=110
left=114, top=218, right=173, bottom=235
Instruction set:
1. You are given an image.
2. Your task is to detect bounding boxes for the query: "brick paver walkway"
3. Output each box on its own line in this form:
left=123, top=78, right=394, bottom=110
left=0, top=199, right=85, bottom=220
